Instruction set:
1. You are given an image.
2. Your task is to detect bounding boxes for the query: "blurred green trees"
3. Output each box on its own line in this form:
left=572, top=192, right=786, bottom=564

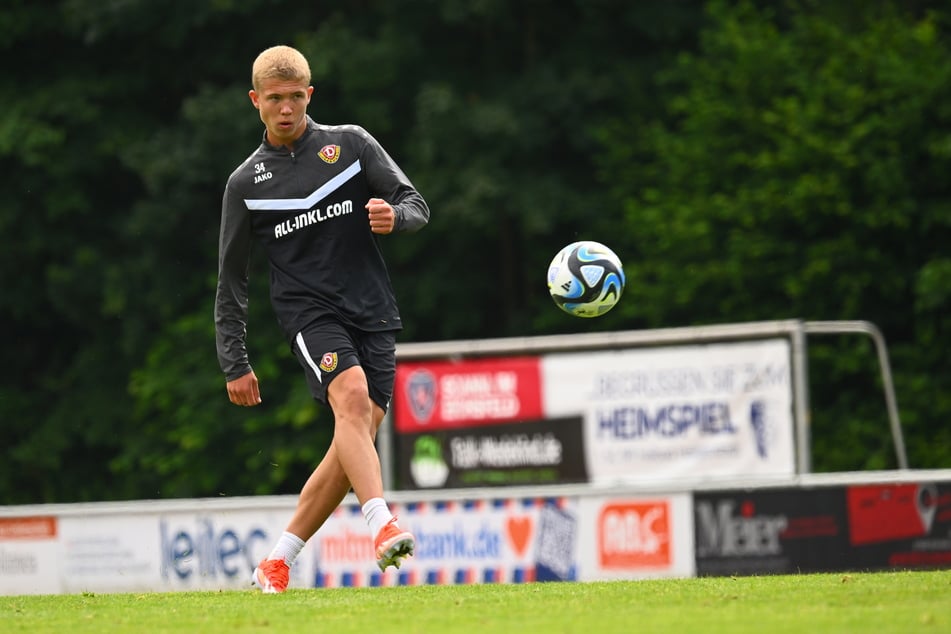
left=596, top=0, right=951, bottom=471
left=2, top=0, right=948, bottom=503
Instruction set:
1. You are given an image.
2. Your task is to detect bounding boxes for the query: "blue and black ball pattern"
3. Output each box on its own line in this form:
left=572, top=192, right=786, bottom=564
left=549, top=241, right=625, bottom=317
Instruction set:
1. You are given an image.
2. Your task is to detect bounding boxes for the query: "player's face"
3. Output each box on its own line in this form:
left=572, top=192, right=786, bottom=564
left=249, top=78, right=314, bottom=147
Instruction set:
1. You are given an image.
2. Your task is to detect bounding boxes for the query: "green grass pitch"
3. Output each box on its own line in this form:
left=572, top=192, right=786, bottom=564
left=5, top=570, right=949, bottom=634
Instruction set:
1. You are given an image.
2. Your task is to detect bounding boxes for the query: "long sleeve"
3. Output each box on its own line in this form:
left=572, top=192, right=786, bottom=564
left=361, top=130, right=430, bottom=233
left=214, top=181, right=253, bottom=380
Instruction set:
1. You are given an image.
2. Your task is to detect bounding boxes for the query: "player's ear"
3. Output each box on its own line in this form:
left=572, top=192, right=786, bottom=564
left=249, top=89, right=261, bottom=109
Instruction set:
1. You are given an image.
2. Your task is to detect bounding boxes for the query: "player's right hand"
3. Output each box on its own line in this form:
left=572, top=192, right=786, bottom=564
left=227, top=370, right=262, bottom=406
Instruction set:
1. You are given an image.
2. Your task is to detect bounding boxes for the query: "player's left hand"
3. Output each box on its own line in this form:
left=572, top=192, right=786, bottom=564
left=366, top=198, right=396, bottom=234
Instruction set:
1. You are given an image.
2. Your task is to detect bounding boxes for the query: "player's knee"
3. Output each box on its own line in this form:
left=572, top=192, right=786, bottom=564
left=329, top=368, right=372, bottom=416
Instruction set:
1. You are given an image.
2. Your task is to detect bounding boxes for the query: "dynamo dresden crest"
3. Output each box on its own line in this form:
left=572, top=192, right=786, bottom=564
left=319, top=352, right=338, bottom=373
left=319, top=144, right=341, bottom=164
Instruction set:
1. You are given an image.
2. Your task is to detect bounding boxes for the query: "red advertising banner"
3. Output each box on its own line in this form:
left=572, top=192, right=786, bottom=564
left=598, top=501, right=672, bottom=569
left=394, top=356, right=544, bottom=432
left=847, top=483, right=940, bottom=545
left=0, top=517, right=57, bottom=540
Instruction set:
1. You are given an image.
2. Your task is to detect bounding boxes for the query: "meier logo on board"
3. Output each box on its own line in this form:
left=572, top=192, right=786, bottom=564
left=693, top=488, right=851, bottom=576
left=695, top=499, right=787, bottom=558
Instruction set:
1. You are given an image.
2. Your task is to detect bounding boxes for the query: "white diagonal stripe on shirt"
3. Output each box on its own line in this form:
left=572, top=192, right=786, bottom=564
left=244, top=160, right=362, bottom=211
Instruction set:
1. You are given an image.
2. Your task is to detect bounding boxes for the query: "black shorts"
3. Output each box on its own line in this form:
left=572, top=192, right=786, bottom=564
left=291, top=316, right=397, bottom=412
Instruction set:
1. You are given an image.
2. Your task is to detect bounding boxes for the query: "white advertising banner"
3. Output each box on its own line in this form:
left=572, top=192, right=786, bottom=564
left=0, top=516, right=60, bottom=595
left=0, top=496, right=587, bottom=594
left=576, top=494, right=694, bottom=580
left=542, top=339, right=795, bottom=484
left=307, top=497, right=580, bottom=587
left=56, top=506, right=298, bottom=594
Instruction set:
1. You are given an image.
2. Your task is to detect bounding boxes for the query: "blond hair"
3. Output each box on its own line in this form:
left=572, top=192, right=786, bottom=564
left=251, top=45, right=311, bottom=91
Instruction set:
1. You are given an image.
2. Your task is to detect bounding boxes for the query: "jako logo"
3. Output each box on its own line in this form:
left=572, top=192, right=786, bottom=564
left=598, top=501, right=671, bottom=568
left=160, top=518, right=268, bottom=581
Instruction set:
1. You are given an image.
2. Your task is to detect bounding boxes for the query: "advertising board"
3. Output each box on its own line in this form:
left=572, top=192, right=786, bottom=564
left=845, top=482, right=951, bottom=569
left=544, top=339, right=795, bottom=484
left=693, top=487, right=850, bottom=576
left=394, top=339, right=796, bottom=488
left=576, top=494, right=695, bottom=580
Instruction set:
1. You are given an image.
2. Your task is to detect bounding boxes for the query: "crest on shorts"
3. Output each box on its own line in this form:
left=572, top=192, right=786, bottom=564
left=405, top=369, right=437, bottom=423
left=319, top=352, right=338, bottom=373
left=318, top=144, right=341, bottom=164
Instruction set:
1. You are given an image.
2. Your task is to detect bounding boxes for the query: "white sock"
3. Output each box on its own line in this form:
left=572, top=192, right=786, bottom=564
left=267, top=531, right=306, bottom=567
left=362, top=497, right=395, bottom=536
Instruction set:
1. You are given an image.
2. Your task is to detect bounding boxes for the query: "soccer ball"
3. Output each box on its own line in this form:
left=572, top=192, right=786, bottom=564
left=547, top=241, right=625, bottom=317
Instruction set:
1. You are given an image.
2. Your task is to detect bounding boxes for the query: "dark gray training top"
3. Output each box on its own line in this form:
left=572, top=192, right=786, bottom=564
left=215, top=116, right=429, bottom=381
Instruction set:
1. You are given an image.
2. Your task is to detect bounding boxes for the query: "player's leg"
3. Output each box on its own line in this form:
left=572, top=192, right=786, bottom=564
left=251, top=321, right=354, bottom=593
left=285, top=443, right=352, bottom=539
left=363, top=399, right=415, bottom=571
left=253, top=407, right=380, bottom=593
left=253, top=321, right=412, bottom=592
left=339, top=329, right=414, bottom=571
left=327, top=365, right=384, bottom=503
left=329, top=373, right=413, bottom=571
left=252, top=463, right=347, bottom=594
left=282, top=401, right=386, bottom=539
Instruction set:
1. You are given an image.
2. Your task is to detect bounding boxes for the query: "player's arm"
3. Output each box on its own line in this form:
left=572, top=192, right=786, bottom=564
left=361, top=129, right=430, bottom=233
left=215, top=182, right=261, bottom=406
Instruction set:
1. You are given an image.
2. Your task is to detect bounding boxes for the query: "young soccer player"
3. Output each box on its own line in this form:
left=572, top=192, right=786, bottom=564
left=215, top=45, right=429, bottom=593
